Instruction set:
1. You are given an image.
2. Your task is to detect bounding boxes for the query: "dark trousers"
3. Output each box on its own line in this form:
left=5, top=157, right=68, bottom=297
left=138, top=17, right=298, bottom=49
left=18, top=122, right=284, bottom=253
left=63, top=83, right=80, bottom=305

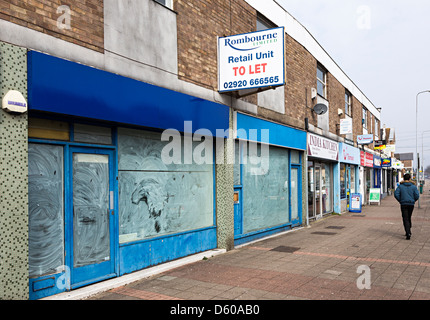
left=401, top=205, right=414, bottom=236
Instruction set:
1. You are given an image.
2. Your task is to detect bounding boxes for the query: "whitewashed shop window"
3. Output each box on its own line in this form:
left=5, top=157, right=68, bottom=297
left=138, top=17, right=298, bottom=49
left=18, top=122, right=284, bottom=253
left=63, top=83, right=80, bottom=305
left=28, top=144, right=64, bottom=277
left=242, top=144, right=290, bottom=233
left=118, top=128, right=214, bottom=243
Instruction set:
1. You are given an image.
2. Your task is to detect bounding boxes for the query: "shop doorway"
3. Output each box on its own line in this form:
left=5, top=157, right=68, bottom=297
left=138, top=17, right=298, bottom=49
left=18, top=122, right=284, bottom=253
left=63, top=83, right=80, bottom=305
left=69, top=147, right=116, bottom=288
left=308, top=162, right=332, bottom=220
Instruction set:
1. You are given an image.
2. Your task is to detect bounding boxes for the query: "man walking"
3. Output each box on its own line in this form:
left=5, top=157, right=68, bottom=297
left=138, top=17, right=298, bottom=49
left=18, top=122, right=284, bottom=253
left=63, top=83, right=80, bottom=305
left=394, top=173, right=420, bottom=240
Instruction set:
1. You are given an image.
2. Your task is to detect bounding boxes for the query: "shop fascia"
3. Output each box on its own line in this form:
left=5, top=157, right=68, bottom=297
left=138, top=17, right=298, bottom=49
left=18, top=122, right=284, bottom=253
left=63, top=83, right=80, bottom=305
left=161, top=121, right=270, bottom=170
left=339, top=142, right=360, bottom=165
left=307, top=132, right=339, bottom=161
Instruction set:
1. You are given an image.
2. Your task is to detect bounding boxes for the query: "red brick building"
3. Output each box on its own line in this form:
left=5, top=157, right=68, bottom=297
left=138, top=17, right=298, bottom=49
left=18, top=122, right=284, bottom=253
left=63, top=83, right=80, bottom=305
left=0, top=0, right=384, bottom=299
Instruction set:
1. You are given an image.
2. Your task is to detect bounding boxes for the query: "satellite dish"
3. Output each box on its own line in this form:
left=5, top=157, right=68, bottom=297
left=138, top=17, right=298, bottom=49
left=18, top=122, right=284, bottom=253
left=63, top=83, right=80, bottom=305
left=313, top=103, right=328, bottom=115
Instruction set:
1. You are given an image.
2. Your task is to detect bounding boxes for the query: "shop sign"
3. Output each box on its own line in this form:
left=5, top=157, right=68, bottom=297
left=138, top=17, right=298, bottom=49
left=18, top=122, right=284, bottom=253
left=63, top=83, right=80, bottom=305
left=340, top=118, right=352, bottom=135
left=369, top=188, right=381, bottom=204
left=374, top=140, right=386, bottom=150
left=373, top=156, right=382, bottom=168
left=385, top=144, right=396, bottom=153
left=307, top=133, right=338, bottom=161
left=349, top=193, right=362, bottom=213
left=218, top=27, right=285, bottom=93
left=360, top=151, right=373, bottom=167
left=357, top=134, right=373, bottom=145
left=339, top=142, right=360, bottom=165
left=382, top=158, right=391, bottom=167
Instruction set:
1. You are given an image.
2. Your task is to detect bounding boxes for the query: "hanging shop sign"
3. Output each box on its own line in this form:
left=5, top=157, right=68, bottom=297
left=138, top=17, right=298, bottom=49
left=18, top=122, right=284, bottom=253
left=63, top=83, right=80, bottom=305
left=307, top=133, right=338, bottom=161
left=218, top=27, right=285, bottom=93
left=357, top=134, right=373, bottom=145
left=373, top=155, right=382, bottom=168
left=360, top=151, right=374, bottom=167
left=381, top=158, right=391, bottom=167
left=339, top=142, right=360, bottom=165
left=374, top=140, right=386, bottom=150
left=339, top=118, right=352, bottom=135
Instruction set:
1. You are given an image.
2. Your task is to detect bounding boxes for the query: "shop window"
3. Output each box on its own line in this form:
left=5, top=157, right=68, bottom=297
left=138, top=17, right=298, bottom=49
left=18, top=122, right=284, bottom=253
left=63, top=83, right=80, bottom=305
left=321, top=163, right=332, bottom=213
left=242, top=144, right=290, bottom=233
left=234, top=140, right=242, bottom=186
left=290, top=150, right=300, bottom=164
left=28, top=144, right=64, bottom=277
left=340, top=163, right=346, bottom=199
left=117, top=128, right=214, bottom=243
left=350, top=167, right=356, bottom=194
left=28, top=118, right=69, bottom=141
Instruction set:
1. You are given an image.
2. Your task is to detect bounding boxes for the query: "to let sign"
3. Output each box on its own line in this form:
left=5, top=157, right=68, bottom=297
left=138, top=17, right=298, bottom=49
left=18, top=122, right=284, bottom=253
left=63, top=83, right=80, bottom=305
left=218, top=27, right=285, bottom=93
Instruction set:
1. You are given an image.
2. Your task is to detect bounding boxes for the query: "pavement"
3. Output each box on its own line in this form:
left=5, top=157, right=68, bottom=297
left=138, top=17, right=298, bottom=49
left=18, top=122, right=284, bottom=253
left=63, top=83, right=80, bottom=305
left=52, top=184, right=430, bottom=301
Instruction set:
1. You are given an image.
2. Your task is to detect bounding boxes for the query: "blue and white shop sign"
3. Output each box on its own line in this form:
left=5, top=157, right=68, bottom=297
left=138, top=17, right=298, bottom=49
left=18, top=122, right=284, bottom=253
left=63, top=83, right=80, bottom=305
left=218, top=27, right=285, bottom=93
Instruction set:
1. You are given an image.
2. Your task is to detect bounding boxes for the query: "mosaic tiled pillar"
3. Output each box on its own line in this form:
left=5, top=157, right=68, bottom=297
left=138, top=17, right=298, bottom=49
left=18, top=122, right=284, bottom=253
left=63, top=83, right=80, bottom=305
left=215, top=108, right=234, bottom=251
left=0, top=42, right=29, bottom=300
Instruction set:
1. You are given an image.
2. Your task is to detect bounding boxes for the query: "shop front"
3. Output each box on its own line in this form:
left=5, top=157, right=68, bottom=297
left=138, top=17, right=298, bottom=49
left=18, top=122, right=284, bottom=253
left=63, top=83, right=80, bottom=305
left=339, top=143, right=360, bottom=212
left=307, top=133, right=339, bottom=220
left=360, top=151, right=374, bottom=205
left=26, top=51, right=230, bottom=299
left=233, top=113, right=307, bottom=245
left=373, top=155, right=382, bottom=191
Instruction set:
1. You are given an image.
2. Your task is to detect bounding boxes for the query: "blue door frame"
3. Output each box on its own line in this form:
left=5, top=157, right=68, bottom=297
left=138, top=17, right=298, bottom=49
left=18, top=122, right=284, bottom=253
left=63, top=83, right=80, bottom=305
left=234, top=187, right=243, bottom=237
left=68, top=147, right=117, bottom=289
left=290, top=164, right=302, bottom=227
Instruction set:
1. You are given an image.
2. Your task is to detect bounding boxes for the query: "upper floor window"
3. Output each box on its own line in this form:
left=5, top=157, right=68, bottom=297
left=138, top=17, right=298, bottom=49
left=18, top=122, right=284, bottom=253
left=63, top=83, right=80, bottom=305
left=345, top=90, right=352, bottom=116
left=154, top=0, right=173, bottom=9
left=362, top=106, right=368, bottom=128
left=317, top=64, right=327, bottom=98
left=375, top=119, right=379, bottom=138
left=257, top=13, right=277, bottom=31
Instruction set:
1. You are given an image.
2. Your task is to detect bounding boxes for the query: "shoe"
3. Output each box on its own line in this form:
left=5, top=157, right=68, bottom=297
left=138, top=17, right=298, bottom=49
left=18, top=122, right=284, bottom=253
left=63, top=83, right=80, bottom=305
left=406, top=234, right=411, bottom=240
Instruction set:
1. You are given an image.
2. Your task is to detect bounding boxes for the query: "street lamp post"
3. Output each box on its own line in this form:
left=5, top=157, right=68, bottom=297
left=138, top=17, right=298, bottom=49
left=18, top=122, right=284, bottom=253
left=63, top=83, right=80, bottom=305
left=422, top=130, right=430, bottom=178
left=416, top=90, right=430, bottom=209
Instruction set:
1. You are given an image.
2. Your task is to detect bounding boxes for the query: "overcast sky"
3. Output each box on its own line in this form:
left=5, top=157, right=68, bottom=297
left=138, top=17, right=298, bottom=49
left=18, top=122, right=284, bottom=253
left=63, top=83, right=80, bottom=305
left=277, top=0, right=430, bottom=170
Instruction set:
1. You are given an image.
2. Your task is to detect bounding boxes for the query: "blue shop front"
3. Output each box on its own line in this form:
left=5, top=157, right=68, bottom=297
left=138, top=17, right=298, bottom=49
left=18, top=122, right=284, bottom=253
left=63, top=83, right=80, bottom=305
left=233, top=113, right=307, bottom=245
left=27, top=51, right=229, bottom=299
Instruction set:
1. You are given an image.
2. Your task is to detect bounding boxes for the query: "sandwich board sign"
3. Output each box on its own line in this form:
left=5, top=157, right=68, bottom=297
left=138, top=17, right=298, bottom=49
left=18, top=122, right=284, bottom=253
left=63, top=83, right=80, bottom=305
left=349, top=193, right=362, bottom=213
left=369, top=188, right=381, bottom=205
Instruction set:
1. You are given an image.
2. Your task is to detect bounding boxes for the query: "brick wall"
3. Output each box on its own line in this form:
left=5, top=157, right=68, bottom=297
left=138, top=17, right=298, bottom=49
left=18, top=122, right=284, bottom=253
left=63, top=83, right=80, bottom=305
left=176, top=0, right=256, bottom=90
left=0, top=0, right=103, bottom=52
left=327, top=73, right=344, bottom=134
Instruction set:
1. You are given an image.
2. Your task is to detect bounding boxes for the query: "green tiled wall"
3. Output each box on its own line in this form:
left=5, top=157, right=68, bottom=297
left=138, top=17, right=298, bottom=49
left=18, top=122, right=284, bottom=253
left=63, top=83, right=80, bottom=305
left=0, top=42, right=29, bottom=300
